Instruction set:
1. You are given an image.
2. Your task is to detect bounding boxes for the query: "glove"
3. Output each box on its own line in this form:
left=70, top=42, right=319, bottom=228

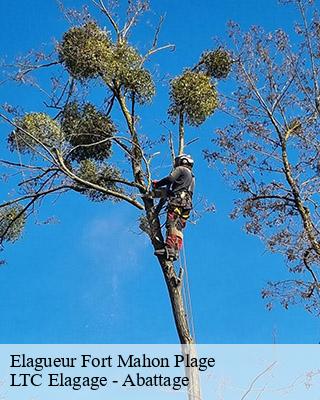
left=152, top=180, right=158, bottom=188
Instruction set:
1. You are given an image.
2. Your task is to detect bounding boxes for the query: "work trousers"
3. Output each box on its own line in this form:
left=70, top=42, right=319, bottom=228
left=165, top=201, right=191, bottom=259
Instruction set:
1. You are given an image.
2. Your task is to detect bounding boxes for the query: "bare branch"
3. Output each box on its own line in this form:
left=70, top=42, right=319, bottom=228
left=17, top=168, right=59, bottom=187
left=55, top=149, right=145, bottom=210
left=169, top=130, right=176, bottom=162
left=240, top=362, right=277, bottom=400
left=141, top=44, right=175, bottom=65
left=0, top=159, right=47, bottom=171
left=14, top=61, right=60, bottom=81
left=303, top=249, right=319, bottom=286
left=121, top=1, right=147, bottom=39
left=0, top=171, right=68, bottom=244
left=185, top=137, right=199, bottom=148
left=178, top=111, right=185, bottom=156
left=0, top=185, right=72, bottom=210
left=140, top=14, right=175, bottom=65
left=297, top=0, right=320, bottom=111
left=247, top=195, right=296, bottom=204
left=114, top=88, right=147, bottom=187
left=91, top=0, right=120, bottom=38
left=271, top=75, right=295, bottom=113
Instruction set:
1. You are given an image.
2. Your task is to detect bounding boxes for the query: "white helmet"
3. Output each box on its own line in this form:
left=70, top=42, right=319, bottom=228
left=174, top=154, right=194, bottom=168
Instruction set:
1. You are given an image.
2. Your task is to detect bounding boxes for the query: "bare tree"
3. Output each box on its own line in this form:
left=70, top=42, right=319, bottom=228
left=205, top=0, right=320, bottom=315
left=0, top=1, right=231, bottom=399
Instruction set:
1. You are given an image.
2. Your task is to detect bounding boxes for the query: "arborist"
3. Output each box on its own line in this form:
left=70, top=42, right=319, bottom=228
left=152, top=154, right=195, bottom=261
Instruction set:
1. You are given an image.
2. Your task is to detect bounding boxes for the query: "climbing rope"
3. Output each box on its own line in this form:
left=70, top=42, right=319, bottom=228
left=180, top=242, right=196, bottom=342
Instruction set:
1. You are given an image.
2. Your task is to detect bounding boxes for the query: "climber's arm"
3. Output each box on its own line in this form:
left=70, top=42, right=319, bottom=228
left=153, top=167, right=182, bottom=188
left=153, top=175, right=173, bottom=188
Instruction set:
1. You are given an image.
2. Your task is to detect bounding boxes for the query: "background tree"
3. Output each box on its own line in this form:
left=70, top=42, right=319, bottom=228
left=0, top=1, right=231, bottom=399
left=205, top=0, right=320, bottom=315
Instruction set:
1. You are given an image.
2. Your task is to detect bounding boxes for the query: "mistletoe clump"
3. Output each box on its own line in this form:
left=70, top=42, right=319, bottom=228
left=8, top=113, right=63, bottom=154
left=58, top=21, right=112, bottom=80
left=61, top=102, right=116, bottom=162
left=77, top=160, right=124, bottom=202
left=59, top=22, right=155, bottom=103
left=77, top=159, right=99, bottom=182
left=199, top=48, right=232, bottom=79
left=101, top=42, right=155, bottom=104
left=0, top=205, right=26, bottom=243
left=168, top=70, right=218, bottom=126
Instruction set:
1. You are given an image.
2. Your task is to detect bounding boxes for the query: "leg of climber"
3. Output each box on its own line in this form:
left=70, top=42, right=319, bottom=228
left=165, top=226, right=183, bottom=261
left=154, top=206, right=185, bottom=261
left=166, top=207, right=191, bottom=260
left=165, top=207, right=181, bottom=261
left=154, top=207, right=176, bottom=259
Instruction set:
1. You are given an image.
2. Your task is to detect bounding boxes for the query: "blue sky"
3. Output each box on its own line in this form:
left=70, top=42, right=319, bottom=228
left=0, top=0, right=319, bottom=344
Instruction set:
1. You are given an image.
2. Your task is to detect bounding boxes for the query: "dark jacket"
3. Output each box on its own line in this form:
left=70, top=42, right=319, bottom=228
left=157, top=166, right=195, bottom=197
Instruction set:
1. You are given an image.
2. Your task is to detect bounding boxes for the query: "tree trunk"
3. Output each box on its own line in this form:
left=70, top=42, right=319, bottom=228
left=144, top=199, right=201, bottom=400
left=160, top=258, right=202, bottom=400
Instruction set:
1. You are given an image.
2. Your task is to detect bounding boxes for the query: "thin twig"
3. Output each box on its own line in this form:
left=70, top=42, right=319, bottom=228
left=240, top=362, right=277, bottom=400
